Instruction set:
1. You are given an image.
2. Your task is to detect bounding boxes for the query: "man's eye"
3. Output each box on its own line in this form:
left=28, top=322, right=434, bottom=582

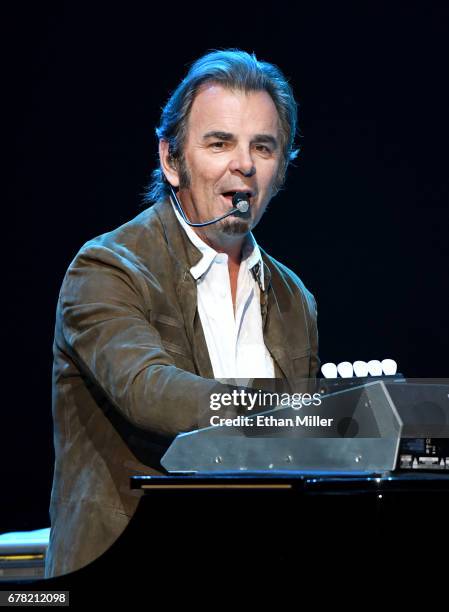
left=255, top=144, right=271, bottom=153
left=210, top=141, right=226, bottom=149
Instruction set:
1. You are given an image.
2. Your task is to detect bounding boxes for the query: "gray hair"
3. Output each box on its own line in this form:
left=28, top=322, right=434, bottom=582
left=144, top=49, right=299, bottom=203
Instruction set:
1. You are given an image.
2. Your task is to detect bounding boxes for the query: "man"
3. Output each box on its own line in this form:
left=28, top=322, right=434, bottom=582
left=45, top=49, right=319, bottom=578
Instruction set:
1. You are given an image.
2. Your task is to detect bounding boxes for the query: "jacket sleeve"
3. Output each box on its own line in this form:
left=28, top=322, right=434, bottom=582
left=58, top=244, right=221, bottom=438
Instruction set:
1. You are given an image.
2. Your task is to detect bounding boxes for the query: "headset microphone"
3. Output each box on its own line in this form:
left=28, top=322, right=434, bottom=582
left=232, top=192, right=250, bottom=213
left=168, top=183, right=251, bottom=228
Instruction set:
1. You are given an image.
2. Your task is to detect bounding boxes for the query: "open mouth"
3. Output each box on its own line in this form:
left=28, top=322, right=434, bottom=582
left=221, top=191, right=253, bottom=203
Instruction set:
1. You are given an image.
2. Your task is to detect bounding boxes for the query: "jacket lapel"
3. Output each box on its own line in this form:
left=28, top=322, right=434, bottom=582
left=260, top=259, right=294, bottom=389
left=155, top=200, right=214, bottom=379
left=176, top=270, right=214, bottom=378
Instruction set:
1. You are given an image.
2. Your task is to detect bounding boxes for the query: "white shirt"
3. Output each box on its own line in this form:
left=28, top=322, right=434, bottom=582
left=171, top=200, right=275, bottom=381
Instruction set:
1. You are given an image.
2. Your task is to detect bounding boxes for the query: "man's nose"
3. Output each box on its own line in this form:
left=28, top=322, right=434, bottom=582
left=228, top=146, right=256, bottom=177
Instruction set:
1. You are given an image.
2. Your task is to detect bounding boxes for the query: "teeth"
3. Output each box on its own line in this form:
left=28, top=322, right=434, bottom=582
left=381, top=358, right=397, bottom=375
left=337, top=361, right=354, bottom=378
left=353, top=360, right=369, bottom=377
left=367, top=359, right=383, bottom=376
left=321, top=362, right=338, bottom=378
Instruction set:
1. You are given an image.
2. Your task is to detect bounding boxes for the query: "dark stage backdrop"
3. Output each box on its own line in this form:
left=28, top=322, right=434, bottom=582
left=3, top=3, right=449, bottom=532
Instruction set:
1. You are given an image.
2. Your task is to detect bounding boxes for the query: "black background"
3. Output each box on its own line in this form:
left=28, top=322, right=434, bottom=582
left=2, top=2, right=449, bottom=534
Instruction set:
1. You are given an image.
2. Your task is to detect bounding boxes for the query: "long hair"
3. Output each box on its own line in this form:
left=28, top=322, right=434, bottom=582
left=144, top=49, right=299, bottom=204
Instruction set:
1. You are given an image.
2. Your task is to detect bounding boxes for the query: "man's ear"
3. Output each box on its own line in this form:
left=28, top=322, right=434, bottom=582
left=159, top=139, right=180, bottom=188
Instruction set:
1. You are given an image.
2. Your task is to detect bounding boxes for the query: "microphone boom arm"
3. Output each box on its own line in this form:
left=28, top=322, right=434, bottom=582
left=168, top=184, right=250, bottom=228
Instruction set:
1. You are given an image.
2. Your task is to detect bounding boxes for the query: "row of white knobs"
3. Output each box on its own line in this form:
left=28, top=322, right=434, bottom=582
left=321, top=359, right=397, bottom=379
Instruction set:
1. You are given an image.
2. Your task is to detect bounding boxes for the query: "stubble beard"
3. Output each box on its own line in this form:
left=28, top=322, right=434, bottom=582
left=220, top=217, right=251, bottom=236
left=177, top=155, right=253, bottom=236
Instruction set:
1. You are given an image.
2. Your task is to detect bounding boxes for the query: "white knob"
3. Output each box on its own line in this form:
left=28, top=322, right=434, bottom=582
left=353, top=360, right=369, bottom=377
left=381, top=358, right=397, bottom=375
left=367, top=359, right=383, bottom=376
left=321, top=362, right=338, bottom=378
left=337, top=361, right=354, bottom=378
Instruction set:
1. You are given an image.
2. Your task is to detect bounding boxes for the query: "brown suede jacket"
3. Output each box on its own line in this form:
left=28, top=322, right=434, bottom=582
left=45, top=197, right=319, bottom=577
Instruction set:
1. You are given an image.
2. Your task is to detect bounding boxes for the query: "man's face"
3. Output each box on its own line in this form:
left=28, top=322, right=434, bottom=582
left=173, top=83, right=281, bottom=239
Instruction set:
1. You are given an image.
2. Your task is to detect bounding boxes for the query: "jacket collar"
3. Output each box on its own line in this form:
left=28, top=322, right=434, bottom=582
left=153, top=197, right=203, bottom=273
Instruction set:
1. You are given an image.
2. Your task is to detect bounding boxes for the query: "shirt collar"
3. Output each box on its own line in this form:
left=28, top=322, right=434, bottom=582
left=170, top=196, right=265, bottom=291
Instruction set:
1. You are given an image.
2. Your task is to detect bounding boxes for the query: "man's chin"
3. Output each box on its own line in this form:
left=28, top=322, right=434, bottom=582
left=220, top=218, right=251, bottom=236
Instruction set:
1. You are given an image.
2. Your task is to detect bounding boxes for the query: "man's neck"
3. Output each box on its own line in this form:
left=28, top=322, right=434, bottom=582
left=192, top=227, right=245, bottom=265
